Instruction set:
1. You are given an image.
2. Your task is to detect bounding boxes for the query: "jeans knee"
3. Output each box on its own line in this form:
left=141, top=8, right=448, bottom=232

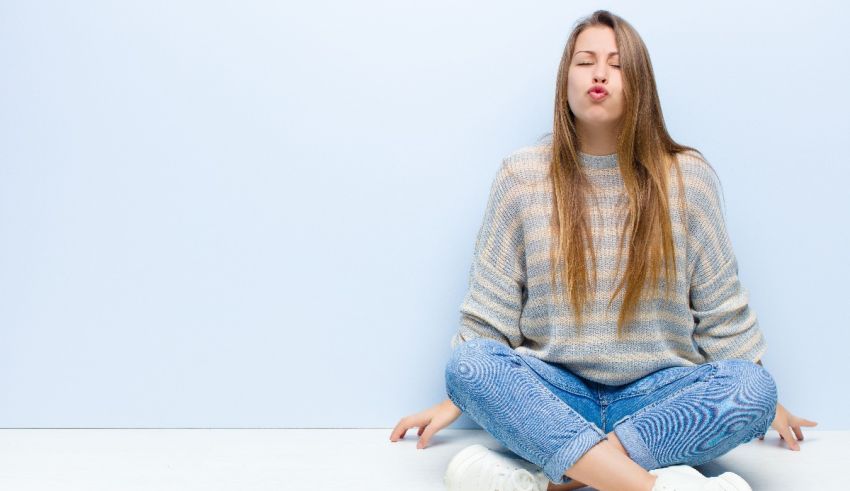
left=717, top=359, right=778, bottom=425
left=754, top=364, right=778, bottom=430
left=747, top=361, right=778, bottom=414
left=444, top=337, right=511, bottom=400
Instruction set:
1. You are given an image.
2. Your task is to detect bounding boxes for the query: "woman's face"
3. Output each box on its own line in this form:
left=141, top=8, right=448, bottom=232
left=567, top=25, right=625, bottom=128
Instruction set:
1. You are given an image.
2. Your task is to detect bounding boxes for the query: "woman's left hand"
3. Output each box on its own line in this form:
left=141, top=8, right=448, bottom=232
left=759, top=401, right=817, bottom=451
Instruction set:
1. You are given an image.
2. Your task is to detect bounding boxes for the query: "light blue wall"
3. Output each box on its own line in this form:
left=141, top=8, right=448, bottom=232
left=1, top=1, right=847, bottom=429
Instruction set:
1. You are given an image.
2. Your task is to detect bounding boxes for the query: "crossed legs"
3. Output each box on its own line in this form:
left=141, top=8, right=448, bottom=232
left=446, top=339, right=775, bottom=491
left=548, top=432, right=657, bottom=491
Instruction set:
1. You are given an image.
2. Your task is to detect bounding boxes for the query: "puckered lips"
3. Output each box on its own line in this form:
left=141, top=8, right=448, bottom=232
left=588, top=84, right=609, bottom=101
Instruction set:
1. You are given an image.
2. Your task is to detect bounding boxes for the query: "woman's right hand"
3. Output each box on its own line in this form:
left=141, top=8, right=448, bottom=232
left=389, top=398, right=463, bottom=449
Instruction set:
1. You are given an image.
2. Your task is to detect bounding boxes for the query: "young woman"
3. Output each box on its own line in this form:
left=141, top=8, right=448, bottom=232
left=389, top=10, right=816, bottom=491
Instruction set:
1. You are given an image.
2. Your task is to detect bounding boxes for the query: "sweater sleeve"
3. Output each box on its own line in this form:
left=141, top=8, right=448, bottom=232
left=687, top=162, right=767, bottom=363
left=450, top=161, right=527, bottom=350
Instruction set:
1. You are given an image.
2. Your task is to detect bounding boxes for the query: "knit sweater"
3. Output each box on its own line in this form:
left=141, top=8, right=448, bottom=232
left=450, top=133, right=767, bottom=386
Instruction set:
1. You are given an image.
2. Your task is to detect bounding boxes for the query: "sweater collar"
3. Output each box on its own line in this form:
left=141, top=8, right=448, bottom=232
left=538, top=133, right=618, bottom=169
left=578, top=151, right=618, bottom=169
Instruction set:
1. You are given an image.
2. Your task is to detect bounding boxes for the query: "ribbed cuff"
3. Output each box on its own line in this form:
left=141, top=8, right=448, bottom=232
left=542, top=424, right=607, bottom=484
left=613, top=419, right=659, bottom=470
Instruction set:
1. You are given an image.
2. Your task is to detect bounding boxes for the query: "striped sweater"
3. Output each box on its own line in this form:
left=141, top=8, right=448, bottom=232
left=450, top=133, right=767, bottom=386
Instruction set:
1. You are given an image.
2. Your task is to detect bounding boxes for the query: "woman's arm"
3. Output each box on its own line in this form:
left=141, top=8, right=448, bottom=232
left=451, top=161, right=527, bottom=350
left=686, top=161, right=767, bottom=363
left=684, top=159, right=817, bottom=450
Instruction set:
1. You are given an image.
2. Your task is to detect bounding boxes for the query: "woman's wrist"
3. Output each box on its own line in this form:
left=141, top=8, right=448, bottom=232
left=442, top=398, right=462, bottom=415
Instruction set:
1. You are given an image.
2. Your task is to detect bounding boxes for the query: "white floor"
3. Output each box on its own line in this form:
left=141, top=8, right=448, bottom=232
left=0, top=429, right=842, bottom=490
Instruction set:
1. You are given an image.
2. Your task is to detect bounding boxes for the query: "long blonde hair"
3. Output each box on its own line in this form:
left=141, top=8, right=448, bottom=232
left=549, top=10, right=705, bottom=337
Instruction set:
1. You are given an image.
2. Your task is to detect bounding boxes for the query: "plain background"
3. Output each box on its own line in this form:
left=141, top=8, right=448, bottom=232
left=0, top=1, right=847, bottom=429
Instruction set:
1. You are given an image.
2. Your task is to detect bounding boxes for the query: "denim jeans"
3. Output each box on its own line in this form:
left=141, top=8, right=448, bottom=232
left=444, top=338, right=778, bottom=485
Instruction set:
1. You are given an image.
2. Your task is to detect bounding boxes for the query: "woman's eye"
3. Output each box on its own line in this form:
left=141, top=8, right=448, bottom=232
left=577, top=62, right=621, bottom=68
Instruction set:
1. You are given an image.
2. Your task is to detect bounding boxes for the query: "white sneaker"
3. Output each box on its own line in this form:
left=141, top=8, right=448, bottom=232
left=444, top=444, right=549, bottom=491
left=650, top=464, right=753, bottom=491
left=702, top=472, right=753, bottom=491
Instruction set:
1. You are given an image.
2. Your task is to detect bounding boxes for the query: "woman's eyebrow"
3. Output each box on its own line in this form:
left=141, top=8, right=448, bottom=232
left=575, top=50, right=619, bottom=56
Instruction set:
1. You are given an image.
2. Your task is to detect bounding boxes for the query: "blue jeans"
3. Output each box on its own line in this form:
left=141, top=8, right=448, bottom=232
left=445, top=338, right=778, bottom=485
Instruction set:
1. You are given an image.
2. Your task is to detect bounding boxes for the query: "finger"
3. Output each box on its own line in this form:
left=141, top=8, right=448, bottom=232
left=800, top=419, right=818, bottom=426
left=780, top=428, right=799, bottom=450
left=792, top=425, right=804, bottom=441
left=389, top=421, right=403, bottom=441
left=418, top=425, right=437, bottom=449
left=418, top=426, right=425, bottom=437
left=390, top=417, right=414, bottom=441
